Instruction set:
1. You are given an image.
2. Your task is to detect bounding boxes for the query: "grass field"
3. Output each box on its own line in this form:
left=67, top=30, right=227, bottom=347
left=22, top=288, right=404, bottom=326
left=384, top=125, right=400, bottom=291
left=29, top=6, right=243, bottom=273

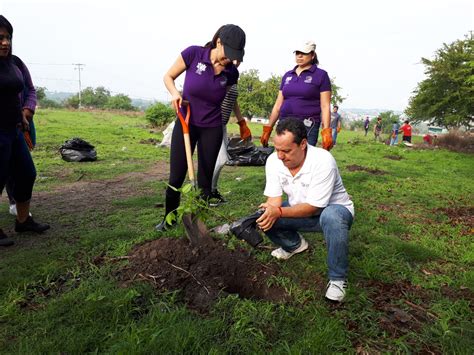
left=0, top=109, right=473, bottom=354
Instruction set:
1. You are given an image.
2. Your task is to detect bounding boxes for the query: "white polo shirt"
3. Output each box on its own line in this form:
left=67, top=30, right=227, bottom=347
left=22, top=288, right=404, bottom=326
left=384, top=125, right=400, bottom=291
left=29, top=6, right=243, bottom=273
left=264, top=145, right=354, bottom=217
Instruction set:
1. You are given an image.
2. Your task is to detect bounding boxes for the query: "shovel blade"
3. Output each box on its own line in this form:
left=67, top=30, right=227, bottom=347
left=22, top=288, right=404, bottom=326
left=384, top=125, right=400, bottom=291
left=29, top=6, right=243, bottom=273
left=182, top=213, right=211, bottom=247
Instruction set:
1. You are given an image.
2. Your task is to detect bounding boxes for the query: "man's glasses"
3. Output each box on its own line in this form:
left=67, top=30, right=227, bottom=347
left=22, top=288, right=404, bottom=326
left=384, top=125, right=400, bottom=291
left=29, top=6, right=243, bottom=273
left=0, top=34, right=12, bottom=42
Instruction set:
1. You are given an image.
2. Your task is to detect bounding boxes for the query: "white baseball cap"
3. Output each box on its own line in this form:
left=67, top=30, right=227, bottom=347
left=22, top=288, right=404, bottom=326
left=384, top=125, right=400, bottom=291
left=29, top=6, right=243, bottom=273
left=294, top=40, right=316, bottom=54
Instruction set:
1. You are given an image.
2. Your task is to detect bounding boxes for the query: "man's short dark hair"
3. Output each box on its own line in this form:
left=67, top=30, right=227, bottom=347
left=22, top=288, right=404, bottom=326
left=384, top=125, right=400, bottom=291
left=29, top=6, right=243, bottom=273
left=275, top=118, right=307, bottom=145
left=334, top=105, right=339, bottom=110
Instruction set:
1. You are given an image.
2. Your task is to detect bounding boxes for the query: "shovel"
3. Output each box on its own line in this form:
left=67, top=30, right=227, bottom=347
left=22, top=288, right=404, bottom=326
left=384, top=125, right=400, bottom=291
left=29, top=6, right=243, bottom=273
left=176, top=101, right=211, bottom=246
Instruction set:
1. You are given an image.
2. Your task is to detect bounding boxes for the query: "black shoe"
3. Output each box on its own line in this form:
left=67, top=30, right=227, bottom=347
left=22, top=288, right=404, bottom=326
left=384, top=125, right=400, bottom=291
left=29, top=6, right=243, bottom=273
left=155, top=219, right=177, bottom=232
left=209, top=190, right=227, bottom=207
left=15, top=216, right=50, bottom=233
left=0, top=229, right=14, bottom=247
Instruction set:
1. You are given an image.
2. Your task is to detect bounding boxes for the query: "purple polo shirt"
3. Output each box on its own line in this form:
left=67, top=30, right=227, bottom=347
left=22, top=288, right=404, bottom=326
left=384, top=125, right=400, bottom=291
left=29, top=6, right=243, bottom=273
left=181, top=46, right=239, bottom=127
left=279, top=64, right=331, bottom=121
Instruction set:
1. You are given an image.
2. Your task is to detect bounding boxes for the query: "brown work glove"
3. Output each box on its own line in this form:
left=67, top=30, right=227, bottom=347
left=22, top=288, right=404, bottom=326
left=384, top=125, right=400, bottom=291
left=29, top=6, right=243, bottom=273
left=237, top=120, right=252, bottom=141
left=260, top=125, right=273, bottom=147
left=337, top=126, right=341, bottom=133
left=321, top=128, right=333, bottom=151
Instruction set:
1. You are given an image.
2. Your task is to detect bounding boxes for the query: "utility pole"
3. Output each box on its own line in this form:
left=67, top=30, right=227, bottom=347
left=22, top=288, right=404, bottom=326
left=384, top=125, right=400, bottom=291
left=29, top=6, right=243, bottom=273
left=73, top=63, right=85, bottom=108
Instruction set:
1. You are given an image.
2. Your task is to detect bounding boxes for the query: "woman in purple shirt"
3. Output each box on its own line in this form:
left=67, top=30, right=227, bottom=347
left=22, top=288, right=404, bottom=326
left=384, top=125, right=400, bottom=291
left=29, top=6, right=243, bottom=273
left=0, top=15, right=50, bottom=247
left=157, top=24, right=246, bottom=231
left=260, top=41, right=333, bottom=150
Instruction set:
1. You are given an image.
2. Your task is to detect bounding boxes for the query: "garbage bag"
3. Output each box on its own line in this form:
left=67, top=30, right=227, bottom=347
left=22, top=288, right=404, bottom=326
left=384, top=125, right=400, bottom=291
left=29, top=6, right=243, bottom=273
left=230, top=210, right=264, bottom=247
left=226, top=137, right=274, bottom=166
left=60, top=138, right=97, bottom=162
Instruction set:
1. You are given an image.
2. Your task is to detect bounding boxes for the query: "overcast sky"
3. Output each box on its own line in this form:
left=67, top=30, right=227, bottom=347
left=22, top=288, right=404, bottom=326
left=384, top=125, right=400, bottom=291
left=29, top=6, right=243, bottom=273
left=1, top=0, right=472, bottom=110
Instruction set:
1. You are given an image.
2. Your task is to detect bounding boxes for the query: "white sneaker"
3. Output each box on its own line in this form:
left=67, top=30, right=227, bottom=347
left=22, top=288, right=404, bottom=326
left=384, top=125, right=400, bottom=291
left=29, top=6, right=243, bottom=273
left=325, top=280, right=348, bottom=302
left=271, top=237, right=308, bottom=260
left=9, top=204, right=32, bottom=217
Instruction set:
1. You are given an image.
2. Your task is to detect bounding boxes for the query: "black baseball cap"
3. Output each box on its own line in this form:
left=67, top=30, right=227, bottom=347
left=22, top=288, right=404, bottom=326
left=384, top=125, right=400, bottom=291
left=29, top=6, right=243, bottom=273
left=219, top=24, right=246, bottom=62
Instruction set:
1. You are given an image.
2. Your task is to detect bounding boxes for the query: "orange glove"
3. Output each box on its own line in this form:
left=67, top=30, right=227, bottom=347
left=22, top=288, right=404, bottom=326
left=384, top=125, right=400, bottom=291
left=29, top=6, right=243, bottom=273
left=260, top=125, right=273, bottom=147
left=321, top=128, right=333, bottom=151
left=337, top=126, right=341, bottom=133
left=237, top=120, right=252, bottom=141
left=23, top=131, right=34, bottom=151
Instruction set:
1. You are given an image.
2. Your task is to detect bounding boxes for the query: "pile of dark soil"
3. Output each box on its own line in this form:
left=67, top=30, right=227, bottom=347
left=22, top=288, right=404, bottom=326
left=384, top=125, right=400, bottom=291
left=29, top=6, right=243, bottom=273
left=119, top=237, right=289, bottom=312
left=346, top=164, right=387, bottom=175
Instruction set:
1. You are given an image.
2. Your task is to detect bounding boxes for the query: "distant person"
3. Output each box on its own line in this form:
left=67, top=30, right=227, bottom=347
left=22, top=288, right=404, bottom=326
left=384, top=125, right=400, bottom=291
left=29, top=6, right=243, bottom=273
left=364, top=116, right=370, bottom=136
left=0, top=15, right=50, bottom=247
left=260, top=40, right=332, bottom=150
left=330, top=105, right=342, bottom=146
left=256, top=118, right=354, bottom=302
left=157, top=24, right=246, bottom=231
left=399, top=120, right=412, bottom=143
left=210, top=79, right=251, bottom=207
left=374, top=117, right=383, bottom=142
left=390, top=120, right=400, bottom=146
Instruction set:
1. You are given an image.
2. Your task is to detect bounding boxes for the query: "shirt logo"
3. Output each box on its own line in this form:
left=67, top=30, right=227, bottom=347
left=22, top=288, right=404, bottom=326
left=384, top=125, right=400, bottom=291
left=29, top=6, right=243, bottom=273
left=195, top=62, right=207, bottom=75
left=284, top=76, right=292, bottom=85
left=281, top=178, right=289, bottom=186
left=304, top=76, right=312, bottom=83
left=220, top=78, right=228, bottom=87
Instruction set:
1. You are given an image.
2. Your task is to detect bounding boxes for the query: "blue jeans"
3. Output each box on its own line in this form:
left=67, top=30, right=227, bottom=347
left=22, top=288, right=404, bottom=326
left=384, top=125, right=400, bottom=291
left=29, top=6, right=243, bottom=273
left=263, top=203, right=353, bottom=280
left=332, top=129, right=338, bottom=145
left=390, top=134, right=398, bottom=146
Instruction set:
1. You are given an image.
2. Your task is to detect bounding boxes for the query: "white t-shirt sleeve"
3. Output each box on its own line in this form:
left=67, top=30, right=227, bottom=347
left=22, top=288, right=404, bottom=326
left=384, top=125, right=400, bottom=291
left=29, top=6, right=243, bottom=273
left=305, top=168, right=336, bottom=208
left=263, top=154, right=283, bottom=197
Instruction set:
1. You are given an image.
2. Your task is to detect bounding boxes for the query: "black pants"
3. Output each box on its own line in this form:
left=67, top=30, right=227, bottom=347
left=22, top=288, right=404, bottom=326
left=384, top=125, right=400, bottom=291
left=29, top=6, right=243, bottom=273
left=402, top=135, right=412, bottom=143
left=165, top=121, right=223, bottom=217
left=0, top=128, right=36, bottom=203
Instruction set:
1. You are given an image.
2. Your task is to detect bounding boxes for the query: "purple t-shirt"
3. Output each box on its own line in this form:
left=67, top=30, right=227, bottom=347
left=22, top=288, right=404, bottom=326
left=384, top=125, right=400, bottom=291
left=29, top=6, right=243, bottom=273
left=181, top=46, right=239, bottom=127
left=279, top=64, right=331, bottom=122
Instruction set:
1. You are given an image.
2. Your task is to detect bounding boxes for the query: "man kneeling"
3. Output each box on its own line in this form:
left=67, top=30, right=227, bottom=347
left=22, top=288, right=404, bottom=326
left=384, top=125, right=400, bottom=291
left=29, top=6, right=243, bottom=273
left=256, top=118, right=354, bottom=302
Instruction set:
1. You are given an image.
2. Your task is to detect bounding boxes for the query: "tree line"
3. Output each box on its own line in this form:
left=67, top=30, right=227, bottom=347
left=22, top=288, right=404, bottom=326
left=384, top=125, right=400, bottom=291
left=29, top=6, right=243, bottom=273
left=36, top=86, right=136, bottom=111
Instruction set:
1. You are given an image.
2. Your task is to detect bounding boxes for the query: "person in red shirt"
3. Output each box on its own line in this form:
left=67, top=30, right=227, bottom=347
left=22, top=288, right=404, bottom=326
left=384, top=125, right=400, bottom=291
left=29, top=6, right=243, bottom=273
left=399, top=120, right=412, bottom=143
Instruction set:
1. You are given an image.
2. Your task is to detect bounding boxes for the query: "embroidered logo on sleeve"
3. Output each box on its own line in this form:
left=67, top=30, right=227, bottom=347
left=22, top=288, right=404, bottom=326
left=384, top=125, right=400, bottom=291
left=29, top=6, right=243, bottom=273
left=196, top=62, right=207, bottom=75
left=304, top=76, right=313, bottom=83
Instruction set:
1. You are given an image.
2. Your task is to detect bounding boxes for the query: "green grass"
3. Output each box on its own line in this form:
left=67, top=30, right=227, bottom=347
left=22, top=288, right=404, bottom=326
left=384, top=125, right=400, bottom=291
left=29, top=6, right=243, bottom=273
left=0, top=109, right=473, bottom=353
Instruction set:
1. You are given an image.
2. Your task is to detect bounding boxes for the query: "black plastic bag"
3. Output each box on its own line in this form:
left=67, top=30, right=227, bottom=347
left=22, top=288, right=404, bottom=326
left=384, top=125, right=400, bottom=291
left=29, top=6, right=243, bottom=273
left=230, top=210, right=264, bottom=247
left=59, top=138, right=97, bottom=162
left=226, top=137, right=274, bottom=166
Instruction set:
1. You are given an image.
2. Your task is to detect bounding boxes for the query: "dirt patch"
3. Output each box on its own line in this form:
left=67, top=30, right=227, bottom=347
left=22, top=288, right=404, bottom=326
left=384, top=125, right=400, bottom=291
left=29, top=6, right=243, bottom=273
left=118, top=237, right=289, bottom=313
left=384, top=155, right=403, bottom=160
left=435, top=206, right=474, bottom=235
left=346, top=165, right=387, bottom=175
left=139, top=138, right=160, bottom=145
left=34, top=161, right=169, bottom=217
left=361, top=280, right=440, bottom=352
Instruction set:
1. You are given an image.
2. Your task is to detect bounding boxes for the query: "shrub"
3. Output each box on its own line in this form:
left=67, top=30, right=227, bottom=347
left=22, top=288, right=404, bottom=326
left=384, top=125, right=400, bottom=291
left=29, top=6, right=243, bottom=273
left=39, top=98, right=62, bottom=109
left=145, top=102, right=175, bottom=127
left=436, top=131, right=474, bottom=153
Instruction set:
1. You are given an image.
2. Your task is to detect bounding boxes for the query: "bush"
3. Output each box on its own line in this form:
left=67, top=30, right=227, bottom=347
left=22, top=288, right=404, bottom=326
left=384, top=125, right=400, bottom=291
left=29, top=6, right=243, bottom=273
left=436, top=131, right=474, bottom=153
left=145, top=102, right=175, bottom=127
left=39, top=98, right=62, bottom=109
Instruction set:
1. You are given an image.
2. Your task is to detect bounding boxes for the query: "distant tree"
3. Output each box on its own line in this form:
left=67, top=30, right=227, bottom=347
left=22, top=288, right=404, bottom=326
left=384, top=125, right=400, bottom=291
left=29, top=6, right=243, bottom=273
left=65, top=86, right=111, bottom=108
left=260, top=74, right=281, bottom=117
left=330, top=78, right=346, bottom=106
left=35, top=86, right=46, bottom=101
left=145, top=102, right=175, bottom=127
left=377, top=111, right=401, bottom=134
left=105, top=94, right=135, bottom=111
left=237, top=69, right=265, bottom=118
left=406, top=33, right=473, bottom=129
